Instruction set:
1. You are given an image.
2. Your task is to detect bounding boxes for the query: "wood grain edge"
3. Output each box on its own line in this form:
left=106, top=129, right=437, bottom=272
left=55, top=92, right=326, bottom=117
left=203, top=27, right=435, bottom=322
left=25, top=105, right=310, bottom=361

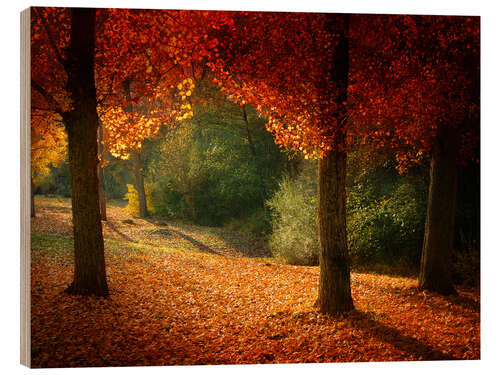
left=20, top=7, right=31, bottom=368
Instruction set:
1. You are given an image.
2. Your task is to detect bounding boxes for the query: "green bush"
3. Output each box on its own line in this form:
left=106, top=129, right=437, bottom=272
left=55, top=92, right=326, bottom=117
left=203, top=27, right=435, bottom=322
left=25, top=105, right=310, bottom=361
left=348, top=181, right=426, bottom=267
left=143, top=86, right=285, bottom=227
left=267, top=158, right=428, bottom=268
left=223, top=208, right=273, bottom=237
left=267, top=161, right=319, bottom=265
left=35, top=162, right=71, bottom=197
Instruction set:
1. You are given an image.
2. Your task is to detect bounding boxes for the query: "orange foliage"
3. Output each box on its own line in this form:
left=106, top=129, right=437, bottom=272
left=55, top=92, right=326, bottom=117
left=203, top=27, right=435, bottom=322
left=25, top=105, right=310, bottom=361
left=31, top=113, right=66, bottom=179
left=206, top=12, right=351, bottom=158
left=30, top=8, right=220, bottom=159
left=348, top=15, right=479, bottom=172
left=204, top=13, right=479, bottom=169
left=31, top=10, right=479, bottom=168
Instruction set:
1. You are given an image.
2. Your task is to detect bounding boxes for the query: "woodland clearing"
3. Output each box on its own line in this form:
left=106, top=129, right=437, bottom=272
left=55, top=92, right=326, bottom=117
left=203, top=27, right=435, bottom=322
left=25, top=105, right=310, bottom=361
left=30, top=196, right=480, bottom=367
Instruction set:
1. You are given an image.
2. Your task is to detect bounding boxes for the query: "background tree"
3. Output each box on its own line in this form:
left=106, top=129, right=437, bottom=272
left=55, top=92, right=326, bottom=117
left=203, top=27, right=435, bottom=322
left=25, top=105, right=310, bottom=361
left=96, top=9, right=214, bottom=218
left=97, top=120, right=107, bottom=220
left=350, top=15, right=480, bottom=294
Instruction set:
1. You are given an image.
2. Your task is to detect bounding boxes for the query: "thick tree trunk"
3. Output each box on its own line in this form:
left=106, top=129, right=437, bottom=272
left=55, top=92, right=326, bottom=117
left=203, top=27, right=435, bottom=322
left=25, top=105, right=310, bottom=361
left=30, top=176, right=35, bottom=218
left=132, top=149, right=148, bottom=218
left=316, top=14, right=354, bottom=315
left=97, top=121, right=107, bottom=221
left=317, top=148, right=354, bottom=315
left=418, top=125, right=459, bottom=295
left=63, top=8, right=108, bottom=297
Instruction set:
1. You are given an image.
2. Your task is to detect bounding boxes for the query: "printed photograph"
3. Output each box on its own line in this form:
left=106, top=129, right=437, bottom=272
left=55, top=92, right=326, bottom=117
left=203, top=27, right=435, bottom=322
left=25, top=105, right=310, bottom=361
left=28, top=7, right=479, bottom=367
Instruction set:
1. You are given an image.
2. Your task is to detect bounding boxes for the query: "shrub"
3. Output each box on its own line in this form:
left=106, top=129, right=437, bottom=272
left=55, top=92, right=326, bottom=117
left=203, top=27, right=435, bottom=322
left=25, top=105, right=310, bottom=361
left=267, top=158, right=428, bottom=268
left=348, top=181, right=426, bottom=267
left=149, top=179, right=190, bottom=218
left=124, top=184, right=153, bottom=216
left=224, top=208, right=273, bottom=237
left=267, top=161, right=319, bottom=265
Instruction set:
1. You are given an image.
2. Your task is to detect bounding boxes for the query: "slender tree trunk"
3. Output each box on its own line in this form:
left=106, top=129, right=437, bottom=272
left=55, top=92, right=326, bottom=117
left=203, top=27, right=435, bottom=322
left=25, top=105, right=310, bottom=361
left=242, top=105, right=257, bottom=157
left=132, top=149, right=148, bottom=218
left=418, top=124, right=459, bottom=295
left=285, top=153, right=300, bottom=178
left=30, top=175, right=35, bottom=218
left=97, top=121, right=107, bottom=221
left=122, top=78, right=148, bottom=218
left=316, top=14, right=354, bottom=315
left=242, top=104, right=268, bottom=204
left=63, top=8, right=108, bottom=297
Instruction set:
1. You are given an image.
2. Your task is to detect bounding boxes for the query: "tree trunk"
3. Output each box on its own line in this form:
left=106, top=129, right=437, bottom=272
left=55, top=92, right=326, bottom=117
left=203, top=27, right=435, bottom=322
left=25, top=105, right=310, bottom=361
left=242, top=105, right=257, bottom=157
left=63, top=8, right=108, bottom=297
left=418, top=124, right=459, bottom=295
left=242, top=104, right=267, bottom=204
left=132, top=149, right=148, bottom=218
left=316, top=14, right=354, bottom=315
left=317, top=148, right=354, bottom=315
left=285, top=153, right=300, bottom=178
left=97, top=121, right=107, bottom=221
left=30, top=175, right=35, bottom=218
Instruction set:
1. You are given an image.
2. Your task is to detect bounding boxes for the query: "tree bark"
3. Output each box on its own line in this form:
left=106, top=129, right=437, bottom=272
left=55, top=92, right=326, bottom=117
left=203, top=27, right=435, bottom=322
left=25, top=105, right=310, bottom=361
left=30, top=175, right=35, bottom=218
left=97, top=121, right=107, bottom=221
left=63, top=8, right=108, bottom=297
left=316, top=14, right=354, bottom=315
left=418, top=124, right=459, bottom=295
left=317, top=148, right=354, bottom=315
left=132, top=149, right=148, bottom=218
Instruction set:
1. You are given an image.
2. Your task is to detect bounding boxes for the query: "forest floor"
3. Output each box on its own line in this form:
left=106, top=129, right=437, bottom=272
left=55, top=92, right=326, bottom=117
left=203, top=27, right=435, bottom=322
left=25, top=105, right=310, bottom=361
left=30, top=196, right=480, bottom=367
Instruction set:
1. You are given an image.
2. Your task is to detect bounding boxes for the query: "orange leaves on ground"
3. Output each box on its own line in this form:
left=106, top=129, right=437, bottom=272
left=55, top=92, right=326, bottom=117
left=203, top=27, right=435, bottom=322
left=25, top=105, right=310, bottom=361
left=31, top=198, right=480, bottom=367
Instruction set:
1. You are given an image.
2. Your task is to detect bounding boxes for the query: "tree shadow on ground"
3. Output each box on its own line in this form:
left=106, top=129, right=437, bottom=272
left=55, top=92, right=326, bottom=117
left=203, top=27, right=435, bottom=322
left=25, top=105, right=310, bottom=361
left=214, top=229, right=273, bottom=258
left=345, top=310, right=458, bottom=361
left=443, top=293, right=480, bottom=313
left=168, top=228, right=220, bottom=255
left=144, top=217, right=272, bottom=259
left=41, top=205, right=73, bottom=214
left=393, top=287, right=480, bottom=315
left=104, top=221, right=137, bottom=243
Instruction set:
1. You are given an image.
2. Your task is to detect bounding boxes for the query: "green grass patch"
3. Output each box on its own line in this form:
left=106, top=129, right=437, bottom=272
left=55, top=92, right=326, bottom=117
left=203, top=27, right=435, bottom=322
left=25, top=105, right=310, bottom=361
left=31, top=232, right=73, bottom=260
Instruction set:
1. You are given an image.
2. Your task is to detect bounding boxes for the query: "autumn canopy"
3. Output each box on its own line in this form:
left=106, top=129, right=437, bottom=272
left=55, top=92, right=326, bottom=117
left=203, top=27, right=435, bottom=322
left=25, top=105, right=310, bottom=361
left=30, top=8, right=479, bottom=313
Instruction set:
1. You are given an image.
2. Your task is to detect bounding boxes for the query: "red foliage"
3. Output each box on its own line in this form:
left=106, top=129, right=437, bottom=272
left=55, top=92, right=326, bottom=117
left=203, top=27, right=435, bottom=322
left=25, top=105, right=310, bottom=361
left=31, top=10, right=479, bottom=167
left=204, top=13, right=479, bottom=169
left=349, top=15, right=480, bottom=171
left=206, top=12, right=351, bottom=158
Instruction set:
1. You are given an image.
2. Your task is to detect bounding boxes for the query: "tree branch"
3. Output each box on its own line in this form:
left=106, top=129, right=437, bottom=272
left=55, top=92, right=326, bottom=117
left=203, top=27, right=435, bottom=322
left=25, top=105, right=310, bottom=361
left=31, top=78, right=63, bottom=115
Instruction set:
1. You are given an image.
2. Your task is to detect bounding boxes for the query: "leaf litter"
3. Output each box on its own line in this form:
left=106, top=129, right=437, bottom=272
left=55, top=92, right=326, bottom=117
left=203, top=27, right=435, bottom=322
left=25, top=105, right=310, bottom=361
left=30, top=197, right=479, bottom=367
